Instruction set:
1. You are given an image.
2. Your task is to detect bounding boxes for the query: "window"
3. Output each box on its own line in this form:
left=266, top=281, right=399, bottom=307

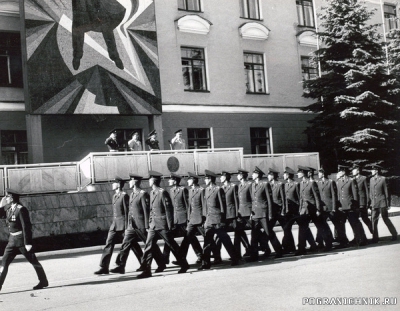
left=0, top=32, right=23, bottom=87
left=181, top=47, right=208, bottom=91
left=1, top=130, right=28, bottom=165
left=296, top=0, right=315, bottom=27
left=114, top=129, right=143, bottom=151
left=240, top=0, right=261, bottom=20
left=244, top=52, right=266, bottom=94
left=178, top=0, right=201, bottom=12
left=187, top=128, right=211, bottom=149
left=301, top=56, right=318, bottom=80
left=250, top=128, right=271, bottom=154
left=384, top=4, right=398, bottom=31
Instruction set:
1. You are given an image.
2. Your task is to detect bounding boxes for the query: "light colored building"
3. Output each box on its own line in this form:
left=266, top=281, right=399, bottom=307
left=0, top=0, right=398, bottom=164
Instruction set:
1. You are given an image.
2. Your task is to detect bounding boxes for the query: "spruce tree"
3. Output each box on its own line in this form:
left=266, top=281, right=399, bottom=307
left=302, top=0, right=398, bottom=174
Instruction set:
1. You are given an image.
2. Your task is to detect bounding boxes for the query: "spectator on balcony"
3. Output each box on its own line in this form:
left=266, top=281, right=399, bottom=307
left=128, top=131, right=142, bottom=151
left=145, top=130, right=160, bottom=151
left=169, top=129, right=186, bottom=150
left=105, top=129, right=119, bottom=152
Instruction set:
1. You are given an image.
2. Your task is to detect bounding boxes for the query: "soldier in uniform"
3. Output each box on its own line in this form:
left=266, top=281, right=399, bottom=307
left=267, top=168, right=295, bottom=253
left=170, top=129, right=187, bottom=150
left=369, top=165, right=397, bottom=242
left=316, top=168, right=346, bottom=248
left=198, top=170, right=241, bottom=270
left=110, top=174, right=166, bottom=274
left=248, top=166, right=283, bottom=261
left=94, top=176, right=129, bottom=274
left=164, top=173, right=202, bottom=265
left=138, top=171, right=189, bottom=278
left=0, top=189, right=48, bottom=291
left=216, top=171, right=250, bottom=259
left=145, top=130, right=160, bottom=151
left=336, top=165, right=367, bottom=246
left=127, top=131, right=142, bottom=151
left=105, top=129, right=119, bottom=152
left=351, top=164, right=373, bottom=235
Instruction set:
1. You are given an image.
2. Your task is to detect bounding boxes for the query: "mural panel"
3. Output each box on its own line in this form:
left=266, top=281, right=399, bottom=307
left=22, top=0, right=161, bottom=115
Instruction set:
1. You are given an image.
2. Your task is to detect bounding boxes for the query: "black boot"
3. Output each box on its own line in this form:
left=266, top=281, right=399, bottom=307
left=137, top=269, right=152, bottom=279
left=33, top=280, right=48, bottom=290
left=110, top=266, right=125, bottom=274
left=94, top=267, right=109, bottom=275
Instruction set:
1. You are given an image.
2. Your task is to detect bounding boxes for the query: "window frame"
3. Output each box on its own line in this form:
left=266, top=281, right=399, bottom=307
left=384, top=3, right=398, bottom=31
left=178, top=0, right=202, bottom=12
left=250, top=127, right=272, bottom=155
left=1, top=130, right=28, bottom=165
left=244, top=52, right=268, bottom=94
left=296, top=0, right=315, bottom=28
left=240, top=0, right=262, bottom=20
left=301, top=56, right=318, bottom=80
left=187, top=128, right=212, bottom=149
left=181, top=46, right=209, bottom=92
left=0, top=32, right=23, bottom=88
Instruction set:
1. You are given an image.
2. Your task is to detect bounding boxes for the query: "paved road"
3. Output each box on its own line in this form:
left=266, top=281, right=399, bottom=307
left=0, top=216, right=399, bottom=311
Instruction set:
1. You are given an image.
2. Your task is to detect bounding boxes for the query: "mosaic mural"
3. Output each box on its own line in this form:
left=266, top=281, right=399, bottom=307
left=23, top=0, right=161, bottom=114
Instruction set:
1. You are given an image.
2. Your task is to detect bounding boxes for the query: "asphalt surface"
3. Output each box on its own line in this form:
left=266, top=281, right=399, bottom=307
left=0, top=213, right=400, bottom=311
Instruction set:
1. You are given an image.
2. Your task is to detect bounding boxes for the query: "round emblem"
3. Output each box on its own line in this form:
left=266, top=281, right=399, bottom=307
left=167, top=156, right=180, bottom=172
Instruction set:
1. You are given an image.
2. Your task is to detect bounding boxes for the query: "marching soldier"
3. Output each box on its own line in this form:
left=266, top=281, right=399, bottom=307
left=138, top=171, right=189, bottom=278
left=316, top=168, right=346, bottom=248
left=351, top=164, right=373, bottom=234
left=336, top=165, right=367, bottom=246
left=164, top=173, right=202, bottom=265
left=111, top=174, right=166, bottom=274
left=94, top=176, right=129, bottom=275
left=199, top=170, right=240, bottom=270
left=369, top=165, right=397, bottom=242
left=267, top=168, right=295, bottom=253
left=248, top=166, right=283, bottom=261
left=0, top=189, right=48, bottom=291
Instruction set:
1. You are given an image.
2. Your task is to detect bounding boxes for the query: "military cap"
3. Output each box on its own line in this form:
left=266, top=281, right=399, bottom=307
left=237, top=168, right=249, bottom=174
left=370, top=164, right=383, bottom=170
left=253, top=166, right=265, bottom=176
left=187, top=172, right=200, bottom=180
left=109, top=128, right=117, bottom=135
left=267, top=168, right=279, bottom=175
left=308, top=166, right=316, bottom=172
left=130, top=130, right=139, bottom=137
left=174, top=129, right=182, bottom=134
left=337, top=165, right=350, bottom=172
left=318, top=167, right=325, bottom=173
left=129, top=173, right=143, bottom=180
left=204, top=170, right=218, bottom=178
left=297, top=165, right=310, bottom=173
left=169, top=172, right=182, bottom=181
left=148, top=170, right=163, bottom=179
left=283, top=167, right=296, bottom=175
left=112, top=176, right=125, bottom=182
left=148, top=130, right=157, bottom=137
left=5, top=188, right=21, bottom=196
left=221, top=171, right=231, bottom=177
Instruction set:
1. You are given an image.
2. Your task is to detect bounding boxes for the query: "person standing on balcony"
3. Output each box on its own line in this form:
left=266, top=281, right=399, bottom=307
left=105, top=129, right=119, bottom=152
left=0, top=189, right=48, bottom=291
left=145, top=130, right=160, bottom=151
left=128, top=131, right=142, bottom=151
left=170, top=129, right=186, bottom=150
left=94, top=176, right=128, bottom=275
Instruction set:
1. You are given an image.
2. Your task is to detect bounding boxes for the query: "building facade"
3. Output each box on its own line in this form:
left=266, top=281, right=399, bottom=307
left=0, top=0, right=398, bottom=164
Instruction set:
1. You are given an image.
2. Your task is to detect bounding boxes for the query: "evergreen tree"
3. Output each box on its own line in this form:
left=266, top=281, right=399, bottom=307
left=302, top=0, right=398, bottom=174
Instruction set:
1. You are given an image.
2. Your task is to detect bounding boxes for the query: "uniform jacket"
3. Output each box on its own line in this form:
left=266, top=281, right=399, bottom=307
left=169, top=186, right=188, bottom=225
left=299, top=180, right=321, bottom=215
left=3, top=203, right=32, bottom=245
left=188, top=186, right=205, bottom=225
left=336, top=176, right=359, bottom=210
left=284, top=180, right=300, bottom=215
left=369, top=176, right=390, bottom=209
left=145, top=138, right=160, bottom=150
left=105, top=137, right=119, bottom=151
left=317, top=179, right=338, bottom=212
left=251, top=181, right=273, bottom=219
left=269, top=180, right=286, bottom=216
left=128, top=189, right=149, bottom=229
left=149, top=187, right=174, bottom=230
left=110, top=191, right=129, bottom=231
left=353, top=175, right=369, bottom=207
left=128, top=139, right=142, bottom=151
left=238, top=181, right=252, bottom=217
left=222, top=183, right=238, bottom=219
left=204, top=184, right=226, bottom=226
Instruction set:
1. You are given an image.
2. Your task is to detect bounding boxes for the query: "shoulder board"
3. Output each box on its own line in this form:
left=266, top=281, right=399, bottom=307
left=159, top=188, right=164, bottom=192
left=277, top=181, right=282, bottom=185
left=140, top=190, right=145, bottom=193
left=180, top=186, right=186, bottom=190
left=16, top=204, right=23, bottom=209
left=246, top=181, right=252, bottom=185
left=199, top=186, right=204, bottom=190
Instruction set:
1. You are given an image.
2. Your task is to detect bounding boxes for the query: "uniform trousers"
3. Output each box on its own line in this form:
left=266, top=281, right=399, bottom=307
left=203, top=224, right=238, bottom=266
left=215, top=218, right=250, bottom=258
left=316, top=211, right=346, bottom=246
left=142, top=228, right=188, bottom=270
left=250, top=217, right=282, bottom=258
left=0, top=235, right=47, bottom=288
left=163, top=223, right=202, bottom=261
left=359, top=206, right=373, bottom=234
left=341, top=209, right=367, bottom=243
left=270, top=214, right=296, bottom=252
left=116, top=229, right=143, bottom=268
left=283, top=214, right=317, bottom=250
left=234, top=217, right=251, bottom=256
left=371, top=207, right=397, bottom=241
left=311, top=213, right=333, bottom=249
left=99, top=228, right=124, bottom=268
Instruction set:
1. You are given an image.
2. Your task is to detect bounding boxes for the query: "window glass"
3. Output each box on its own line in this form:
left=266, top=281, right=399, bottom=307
left=178, top=0, right=201, bottom=12
left=250, top=128, right=271, bottom=154
left=1, top=130, right=28, bottom=165
left=296, top=0, right=315, bottom=27
left=187, top=128, right=211, bottom=149
left=244, top=52, right=266, bottom=93
left=0, top=32, right=23, bottom=87
left=181, top=47, right=207, bottom=91
left=384, top=4, right=398, bottom=31
left=240, top=0, right=261, bottom=20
